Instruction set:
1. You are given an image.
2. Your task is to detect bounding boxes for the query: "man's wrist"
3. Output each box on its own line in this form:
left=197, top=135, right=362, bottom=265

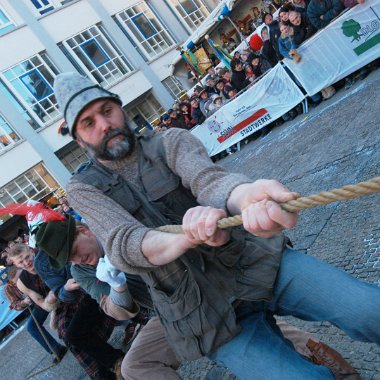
left=112, top=283, right=128, bottom=292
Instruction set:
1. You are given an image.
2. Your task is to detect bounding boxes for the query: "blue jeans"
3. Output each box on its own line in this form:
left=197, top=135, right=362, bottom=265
left=27, top=306, right=62, bottom=354
left=210, top=248, right=380, bottom=379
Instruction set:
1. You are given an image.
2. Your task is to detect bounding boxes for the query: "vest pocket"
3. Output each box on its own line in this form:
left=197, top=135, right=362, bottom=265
left=235, top=238, right=283, bottom=301
left=150, top=267, right=240, bottom=360
left=151, top=269, right=201, bottom=322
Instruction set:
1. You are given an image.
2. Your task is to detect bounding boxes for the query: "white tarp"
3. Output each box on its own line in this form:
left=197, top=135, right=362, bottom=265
left=284, top=0, right=380, bottom=96
left=191, top=64, right=305, bottom=156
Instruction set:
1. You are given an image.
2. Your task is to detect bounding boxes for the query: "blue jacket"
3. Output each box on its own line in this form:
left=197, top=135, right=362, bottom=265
left=34, top=249, right=83, bottom=303
left=278, top=34, right=298, bottom=59
left=307, top=0, right=344, bottom=29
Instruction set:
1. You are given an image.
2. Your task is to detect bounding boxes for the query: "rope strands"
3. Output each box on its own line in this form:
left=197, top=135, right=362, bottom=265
left=156, top=176, right=380, bottom=234
left=281, top=176, right=380, bottom=213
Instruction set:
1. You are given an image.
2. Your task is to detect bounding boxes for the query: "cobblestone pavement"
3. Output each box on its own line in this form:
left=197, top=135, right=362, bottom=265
left=0, top=68, right=379, bottom=379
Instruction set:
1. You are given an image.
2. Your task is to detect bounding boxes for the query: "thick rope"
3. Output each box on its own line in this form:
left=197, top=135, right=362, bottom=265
left=156, top=176, right=380, bottom=234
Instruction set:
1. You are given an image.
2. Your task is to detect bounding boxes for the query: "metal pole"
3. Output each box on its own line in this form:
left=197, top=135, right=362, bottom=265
left=226, top=16, right=249, bottom=48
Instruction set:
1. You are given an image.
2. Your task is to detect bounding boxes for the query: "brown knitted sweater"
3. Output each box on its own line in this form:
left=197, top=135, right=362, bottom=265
left=67, top=128, right=251, bottom=274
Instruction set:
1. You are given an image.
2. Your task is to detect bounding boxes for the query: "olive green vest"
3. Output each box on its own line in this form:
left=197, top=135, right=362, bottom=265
left=74, top=133, right=285, bottom=361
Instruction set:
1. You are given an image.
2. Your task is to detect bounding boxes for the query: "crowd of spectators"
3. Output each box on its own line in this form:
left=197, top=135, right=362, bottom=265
left=154, top=0, right=371, bottom=135
left=0, top=195, right=150, bottom=379
left=1, top=233, right=29, bottom=267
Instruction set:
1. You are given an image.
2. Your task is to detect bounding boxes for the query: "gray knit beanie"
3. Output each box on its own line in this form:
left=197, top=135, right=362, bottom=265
left=54, top=72, right=122, bottom=138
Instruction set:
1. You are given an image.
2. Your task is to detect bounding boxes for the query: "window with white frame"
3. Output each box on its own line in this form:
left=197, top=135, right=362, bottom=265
left=168, top=0, right=209, bottom=32
left=0, top=114, right=21, bottom=151
left=62, top=25, right=133, bottom=88
left=115, top=2, right=175, bottom=59
left=162, top=76, right=184, bottom=99
left=56, top=141, right=89, bottom=173
left=0, top=8, right=16, bottom=35
left=0, top=81, right=41, bottom=131
left=0, top=163, right=59, bottom=223
left=1, top=53, right=60, bottom=126
left=128, top=93, right=164, bottom=124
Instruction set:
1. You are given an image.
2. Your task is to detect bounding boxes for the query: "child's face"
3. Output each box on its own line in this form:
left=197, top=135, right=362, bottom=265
left=264, top=14, right=273, bottom=25
left=280, top=24, right=289, bottom=35
left=252, top=58, right=259, bottom=67
left=280, top=12, right=289, bottom=22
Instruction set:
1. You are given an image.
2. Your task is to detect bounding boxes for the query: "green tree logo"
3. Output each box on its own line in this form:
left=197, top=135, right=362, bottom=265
left=342, top=19, right=362, bottom=42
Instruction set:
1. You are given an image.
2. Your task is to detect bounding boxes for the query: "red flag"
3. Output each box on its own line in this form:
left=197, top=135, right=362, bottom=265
left=0, top=201, right=65, bottom=223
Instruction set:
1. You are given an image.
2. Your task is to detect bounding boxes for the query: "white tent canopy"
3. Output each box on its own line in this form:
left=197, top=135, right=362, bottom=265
left=169, top=0, right=238, bottom=70
left=182, top=0, right=237, bottom=49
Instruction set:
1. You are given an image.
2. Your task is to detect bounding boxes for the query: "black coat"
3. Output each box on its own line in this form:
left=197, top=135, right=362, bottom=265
left=191, top=107, right=206, bottom=125
left=262, top=40, right=280, bottom=67
left=231, top=70, right=250, bottom=92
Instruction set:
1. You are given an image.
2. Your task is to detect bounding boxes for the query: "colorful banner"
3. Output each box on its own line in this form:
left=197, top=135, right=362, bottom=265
left=193, top=47, right=212, bottom=74
left=191, top=64, right=305, bottom=156
left=284, top=0, right=380, bottom=96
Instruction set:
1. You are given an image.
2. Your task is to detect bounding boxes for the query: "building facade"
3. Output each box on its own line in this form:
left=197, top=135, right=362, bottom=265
left=0, top=0, right=218, bottom=226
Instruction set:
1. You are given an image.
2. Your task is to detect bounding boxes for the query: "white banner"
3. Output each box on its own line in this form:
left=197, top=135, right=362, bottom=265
left=284, top=0, right=380, bottom=96
left=191, top=64, right=305, bottom=156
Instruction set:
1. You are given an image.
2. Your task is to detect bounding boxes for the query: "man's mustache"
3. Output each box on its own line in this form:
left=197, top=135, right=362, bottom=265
left=102, top=129, right=130, bottom=146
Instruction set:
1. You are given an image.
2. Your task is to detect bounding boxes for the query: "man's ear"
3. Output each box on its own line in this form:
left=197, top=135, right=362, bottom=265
left=76, top=136, right=85, bottom=149
left=76, top=225, right=86, bottom=234
left=78, top=226, right=93, bottom=237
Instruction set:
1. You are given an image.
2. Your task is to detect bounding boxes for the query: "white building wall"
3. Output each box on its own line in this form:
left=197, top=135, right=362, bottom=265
left=149, top=48, right=179, bottom=81
left=39, top=1, right=100, bottom=42
left=0, top=26, right=44, bottom=70
left=0, top=141, right=41, bottom=187
left=0, top=0, right=215, bottom=192
left=97, top=0, right=141, bottom=16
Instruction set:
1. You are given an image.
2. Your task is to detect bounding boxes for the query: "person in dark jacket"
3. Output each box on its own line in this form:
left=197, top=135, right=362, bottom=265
left=190, top=97, right=206, bottom=125
left=307, top=0, right=344, bottom=29
left=260, top=26, right=280, bottom=66
left=4, top=258, right=67, bottom=363
left=10, top=243, right=123, bottom=380
left=215, top=79, right=228, bottom=101
left=289, top=10, right=317, bottom=44
left=179, top=101, right=196, bottom=129
left=205, top=75, right=219, bottom=96
left=264, top=13, right=282, bottom=58
left=168, top=109, right=188, bottom=130
left=279, top=3, right=296, bottom=24
left=230, top=59, right=251, bottom=92
left=343, top=0, right=364, bottom=7
left=249, top=54, right=272, bottom=78
left=292, top=0, right=310, bottom=14
left=33, top=246, right=125, bottom=380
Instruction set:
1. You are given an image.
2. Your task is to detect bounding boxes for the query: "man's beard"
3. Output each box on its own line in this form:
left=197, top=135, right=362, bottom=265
left=80, top=120, right=136, bottom=161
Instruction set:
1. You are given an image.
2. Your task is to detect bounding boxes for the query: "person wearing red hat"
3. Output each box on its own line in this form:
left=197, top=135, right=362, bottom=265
left=249, top=33, right=264, bottom=52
